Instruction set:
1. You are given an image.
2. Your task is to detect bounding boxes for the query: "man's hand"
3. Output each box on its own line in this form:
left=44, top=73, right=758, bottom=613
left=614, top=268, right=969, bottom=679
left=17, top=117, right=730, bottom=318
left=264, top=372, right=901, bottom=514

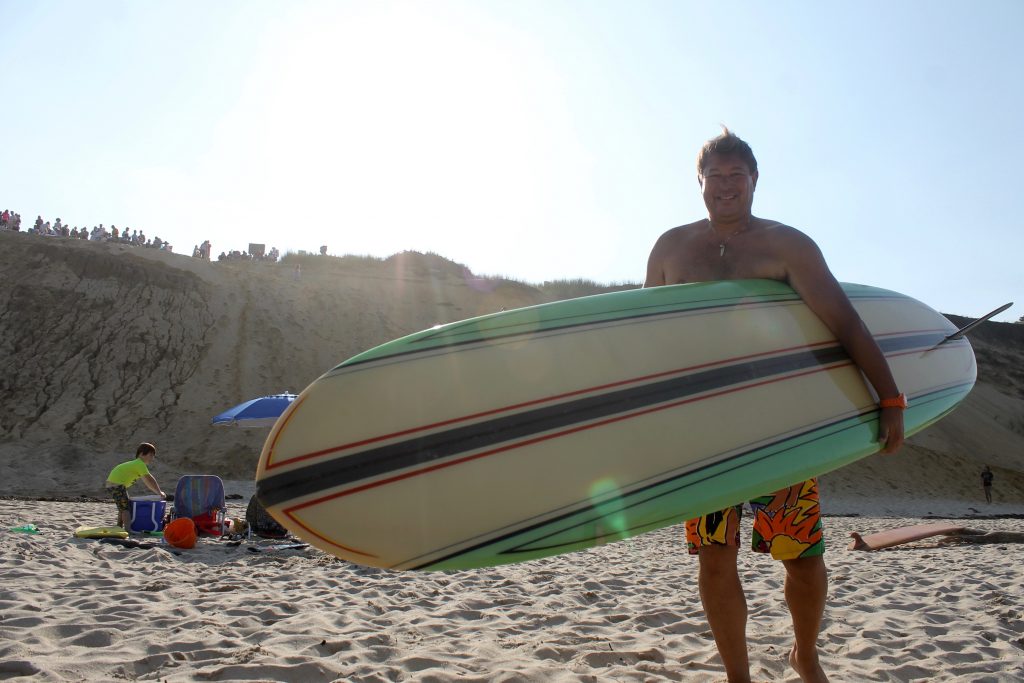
left=877, top=407, right=905, bottom=454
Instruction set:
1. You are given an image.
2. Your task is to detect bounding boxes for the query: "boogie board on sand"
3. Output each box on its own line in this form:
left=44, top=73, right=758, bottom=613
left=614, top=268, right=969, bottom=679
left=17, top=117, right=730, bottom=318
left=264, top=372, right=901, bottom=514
left=255, top=280, right=977, bottom=571
left=74, top=526, right=129, bottom=539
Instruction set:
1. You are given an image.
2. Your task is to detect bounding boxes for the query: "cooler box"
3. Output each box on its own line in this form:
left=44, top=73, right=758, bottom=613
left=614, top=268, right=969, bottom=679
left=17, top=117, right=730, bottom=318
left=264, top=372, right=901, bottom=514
left=129, top=496, right=166, bottom=532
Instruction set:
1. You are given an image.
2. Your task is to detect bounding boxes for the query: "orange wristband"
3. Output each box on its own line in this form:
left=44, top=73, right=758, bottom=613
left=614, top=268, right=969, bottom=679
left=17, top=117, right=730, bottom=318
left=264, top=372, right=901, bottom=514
left=879, top=393, right=908, bottom=409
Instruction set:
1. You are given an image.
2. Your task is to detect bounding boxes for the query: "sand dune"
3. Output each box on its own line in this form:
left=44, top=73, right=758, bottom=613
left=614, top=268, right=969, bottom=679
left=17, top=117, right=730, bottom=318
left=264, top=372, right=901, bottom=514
left=1, top=230, right=1021, bottom=511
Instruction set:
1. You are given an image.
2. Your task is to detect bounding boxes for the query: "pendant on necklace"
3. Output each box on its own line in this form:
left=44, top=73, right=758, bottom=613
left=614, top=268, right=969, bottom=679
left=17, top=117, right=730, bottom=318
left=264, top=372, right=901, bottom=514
left=711, top=220, right=749, bottom=257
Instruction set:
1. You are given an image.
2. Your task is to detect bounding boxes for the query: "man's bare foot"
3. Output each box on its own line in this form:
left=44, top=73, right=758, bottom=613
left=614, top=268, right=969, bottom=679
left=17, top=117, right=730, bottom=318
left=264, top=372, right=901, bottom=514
left=789, top=647, right=828, bottom=683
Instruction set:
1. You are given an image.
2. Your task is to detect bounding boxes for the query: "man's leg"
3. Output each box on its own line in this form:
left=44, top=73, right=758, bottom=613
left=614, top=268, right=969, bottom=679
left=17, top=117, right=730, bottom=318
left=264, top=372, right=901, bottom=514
left=781, top=555, right=829, bottom=683
left=697, top=545, right=750, bottom=683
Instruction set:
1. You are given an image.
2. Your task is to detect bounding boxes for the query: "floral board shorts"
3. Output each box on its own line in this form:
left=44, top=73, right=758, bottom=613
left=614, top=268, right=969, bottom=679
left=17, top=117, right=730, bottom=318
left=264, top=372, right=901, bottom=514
left=106, top=485, right=131, bottom=513
left=685, top=478, right=824, bottom=560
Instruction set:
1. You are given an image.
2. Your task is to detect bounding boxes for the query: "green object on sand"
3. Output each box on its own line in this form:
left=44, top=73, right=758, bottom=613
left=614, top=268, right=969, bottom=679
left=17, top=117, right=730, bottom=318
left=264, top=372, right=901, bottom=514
left=9, top=524, right=40, bottom=534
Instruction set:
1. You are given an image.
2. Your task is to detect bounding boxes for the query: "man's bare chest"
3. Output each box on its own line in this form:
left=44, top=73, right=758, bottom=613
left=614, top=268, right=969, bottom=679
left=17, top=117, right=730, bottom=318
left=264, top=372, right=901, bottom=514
left=661, top=240, right=787, bottom=284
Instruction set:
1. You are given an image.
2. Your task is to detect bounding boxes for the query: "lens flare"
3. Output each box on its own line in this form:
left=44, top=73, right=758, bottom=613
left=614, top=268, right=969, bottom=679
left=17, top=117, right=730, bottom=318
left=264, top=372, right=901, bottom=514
left=588, top=477, right=629, bottom=543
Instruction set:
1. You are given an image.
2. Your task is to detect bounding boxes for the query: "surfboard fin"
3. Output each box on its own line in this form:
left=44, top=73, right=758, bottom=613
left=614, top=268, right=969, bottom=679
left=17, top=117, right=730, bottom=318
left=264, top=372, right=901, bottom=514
left=941, top=302, right=1013, bottom=342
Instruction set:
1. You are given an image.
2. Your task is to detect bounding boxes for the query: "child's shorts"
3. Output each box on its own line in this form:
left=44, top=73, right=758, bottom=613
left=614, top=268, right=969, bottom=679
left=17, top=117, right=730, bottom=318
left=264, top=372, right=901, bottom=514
left=106, top=484, right=131, bottom=512
left=685, top=478, right=824, bottom=560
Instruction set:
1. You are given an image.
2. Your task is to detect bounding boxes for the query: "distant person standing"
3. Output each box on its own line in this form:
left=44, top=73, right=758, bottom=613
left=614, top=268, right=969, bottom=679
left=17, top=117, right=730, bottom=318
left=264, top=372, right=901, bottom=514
left=981, top=466, right=994, bottom=503
left=105, top=443, right=165, bottom=529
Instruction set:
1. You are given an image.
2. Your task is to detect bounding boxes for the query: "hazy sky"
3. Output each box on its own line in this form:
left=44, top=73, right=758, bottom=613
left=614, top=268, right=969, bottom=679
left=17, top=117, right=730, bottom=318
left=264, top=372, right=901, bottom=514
left=2, top=1, right=1020, bottom=320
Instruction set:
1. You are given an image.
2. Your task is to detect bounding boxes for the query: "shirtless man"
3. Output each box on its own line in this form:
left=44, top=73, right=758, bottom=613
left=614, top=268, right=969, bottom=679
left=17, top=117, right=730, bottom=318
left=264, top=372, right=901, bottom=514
left=645, top=129, right=906, bottom=683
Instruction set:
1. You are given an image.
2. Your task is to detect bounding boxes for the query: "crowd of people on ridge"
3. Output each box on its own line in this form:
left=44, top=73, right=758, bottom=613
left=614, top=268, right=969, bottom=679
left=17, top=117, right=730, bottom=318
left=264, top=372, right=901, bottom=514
left=1, top=208, right=174, bottom=252
left=4, top=207, right=286, bottom=266
left=215, top=246, right=280, bottom=262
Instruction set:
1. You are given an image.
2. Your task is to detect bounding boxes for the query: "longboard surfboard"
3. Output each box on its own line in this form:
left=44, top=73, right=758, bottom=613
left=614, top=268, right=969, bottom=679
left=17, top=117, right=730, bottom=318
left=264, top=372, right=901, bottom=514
left=848, top=523, right=968, bottom=551
left=255, top=280, right=976, bottom=571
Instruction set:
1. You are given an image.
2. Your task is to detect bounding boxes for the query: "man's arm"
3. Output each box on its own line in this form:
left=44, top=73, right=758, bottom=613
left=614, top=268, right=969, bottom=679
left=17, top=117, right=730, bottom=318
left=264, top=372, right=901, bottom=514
left=783, top=233, right=905, bottom=453
left=644, top=234, right=668, bottom=288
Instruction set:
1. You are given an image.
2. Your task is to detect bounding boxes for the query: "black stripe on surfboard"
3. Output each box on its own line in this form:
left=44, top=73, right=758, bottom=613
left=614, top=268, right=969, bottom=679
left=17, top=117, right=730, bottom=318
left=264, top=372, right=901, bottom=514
left=496, top=383, right=974, bottom=554
left=406, top=382, right=973, bottom=569
left=333, top=291, right=910, bottom=372
left=258, top=332, right=947, bottom=509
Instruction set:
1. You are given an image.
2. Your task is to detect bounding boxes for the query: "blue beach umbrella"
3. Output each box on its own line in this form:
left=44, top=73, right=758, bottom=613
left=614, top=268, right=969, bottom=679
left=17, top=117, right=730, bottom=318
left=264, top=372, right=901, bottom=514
left=211, top=392, right=297, bottom=428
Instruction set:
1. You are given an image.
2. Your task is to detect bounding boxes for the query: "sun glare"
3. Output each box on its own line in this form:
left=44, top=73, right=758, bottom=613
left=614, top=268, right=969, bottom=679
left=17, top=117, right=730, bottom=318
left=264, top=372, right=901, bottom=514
left=165, top=4, right=592, bottom=270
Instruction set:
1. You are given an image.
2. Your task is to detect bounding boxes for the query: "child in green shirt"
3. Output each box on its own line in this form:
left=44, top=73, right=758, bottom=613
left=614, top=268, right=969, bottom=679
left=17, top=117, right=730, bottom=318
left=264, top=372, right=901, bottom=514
left=105, top=443, right=165, bottom=529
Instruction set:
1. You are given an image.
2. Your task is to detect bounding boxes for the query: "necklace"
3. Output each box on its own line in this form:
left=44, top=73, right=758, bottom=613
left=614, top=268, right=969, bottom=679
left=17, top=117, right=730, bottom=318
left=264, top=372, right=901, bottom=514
left=709, top=220, right=750, bottom=257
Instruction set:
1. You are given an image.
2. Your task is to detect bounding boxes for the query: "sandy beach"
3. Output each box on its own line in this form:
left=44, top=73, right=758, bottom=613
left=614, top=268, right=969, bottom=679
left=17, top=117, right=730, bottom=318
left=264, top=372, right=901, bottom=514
left=1, top=236, right=1022, bottom=681
left=1, top=499, right=1022, bottom=682
left=3, top=3, right=1024, bottom=680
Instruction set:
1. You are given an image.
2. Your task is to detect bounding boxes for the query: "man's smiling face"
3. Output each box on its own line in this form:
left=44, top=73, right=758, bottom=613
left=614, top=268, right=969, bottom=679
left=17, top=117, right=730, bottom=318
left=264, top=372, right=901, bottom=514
left=700, top=153, right=758, bottom=223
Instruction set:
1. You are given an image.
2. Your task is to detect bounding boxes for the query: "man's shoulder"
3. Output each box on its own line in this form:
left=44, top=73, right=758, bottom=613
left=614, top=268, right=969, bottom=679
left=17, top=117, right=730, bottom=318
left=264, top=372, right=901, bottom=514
left=656, top=220, right=707, bottom=243
left=755, top=220, right=818, bottom=250
left=757, top=218, right=800, bottom=235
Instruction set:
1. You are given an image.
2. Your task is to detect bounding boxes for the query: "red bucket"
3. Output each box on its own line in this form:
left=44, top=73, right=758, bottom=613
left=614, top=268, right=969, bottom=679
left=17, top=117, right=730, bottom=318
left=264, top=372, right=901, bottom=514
left=164, top=518, right=197, bottom=549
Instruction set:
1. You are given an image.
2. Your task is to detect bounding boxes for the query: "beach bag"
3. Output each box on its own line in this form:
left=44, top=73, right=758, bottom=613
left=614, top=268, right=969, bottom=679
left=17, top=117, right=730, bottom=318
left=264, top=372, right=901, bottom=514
left=246, top=495, right=288, bottom=538
left=191, top=510, right=226, bottom=536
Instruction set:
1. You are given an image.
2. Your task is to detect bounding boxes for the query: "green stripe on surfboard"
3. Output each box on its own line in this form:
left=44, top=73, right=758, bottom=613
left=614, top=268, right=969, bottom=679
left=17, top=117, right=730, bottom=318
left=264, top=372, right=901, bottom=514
left=335, top=280, right=908, bottom=369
